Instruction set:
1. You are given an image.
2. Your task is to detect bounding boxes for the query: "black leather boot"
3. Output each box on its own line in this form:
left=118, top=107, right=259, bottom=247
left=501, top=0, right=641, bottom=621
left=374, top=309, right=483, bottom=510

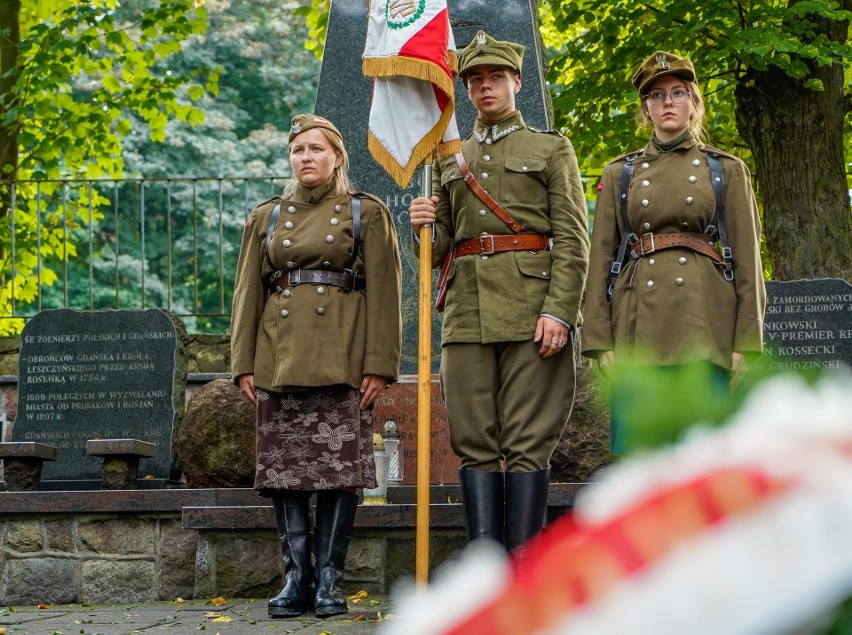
left=458, top=469, right=504, bottom=545
left=314, top=489, right=358, bottom=617
left=505, top=468, right=550, bottom=552
left=268, top=491, right=314, bottom=618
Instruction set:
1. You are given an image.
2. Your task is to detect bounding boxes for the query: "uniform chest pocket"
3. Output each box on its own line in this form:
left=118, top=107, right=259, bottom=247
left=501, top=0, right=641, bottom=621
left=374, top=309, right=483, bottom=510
left=503, top=157, right=547, bottom=207
left=440, top=169, right=469, bottom=214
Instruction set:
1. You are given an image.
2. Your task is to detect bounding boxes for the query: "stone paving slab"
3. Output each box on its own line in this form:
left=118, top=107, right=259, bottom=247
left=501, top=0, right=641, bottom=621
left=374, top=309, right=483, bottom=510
left=0, top=597, right=390, bottom=634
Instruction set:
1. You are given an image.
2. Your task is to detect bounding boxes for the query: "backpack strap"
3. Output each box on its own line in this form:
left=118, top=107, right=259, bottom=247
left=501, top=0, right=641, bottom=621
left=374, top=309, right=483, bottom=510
left=607, top=151, right=642, bottom=301
left=344, top=195, right=362, bottom=276
left=703, top=152, right=733, bottom=281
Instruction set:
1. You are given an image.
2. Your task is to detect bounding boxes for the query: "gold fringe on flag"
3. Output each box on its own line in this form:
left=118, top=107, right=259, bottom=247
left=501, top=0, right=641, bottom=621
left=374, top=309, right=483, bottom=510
left=362, top=55, right=456, bottom=101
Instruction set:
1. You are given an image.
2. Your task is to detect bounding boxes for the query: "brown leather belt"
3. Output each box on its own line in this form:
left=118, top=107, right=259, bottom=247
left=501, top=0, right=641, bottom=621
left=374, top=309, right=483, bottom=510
left=630, top=232, right=724, bottom=267
left=455, top=233, right=551, bottom=257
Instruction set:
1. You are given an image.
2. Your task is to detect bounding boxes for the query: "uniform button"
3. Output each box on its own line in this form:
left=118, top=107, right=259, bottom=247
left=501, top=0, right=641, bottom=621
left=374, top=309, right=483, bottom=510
left=483, top=155, right=491, bottom=161
left=485, top=138, right=493, bottom=145
left=287, top=261, right=295, bottom=269
left=641, top=180, right=650, bottom=187
left=522, top=166, right=528, bottom=171
left=479, top=209, right=487, bottom=217
left=649, top=258, right=656, bottom=265
left=641, top=162, right=649, bottom=169
left=542, top=271, right=549, bottom=277
left=334, top=205, right=342, bottom=212
left=646, top=280, right=654, bottom=288
left=285, top=221, right=294, bottom=229
left=323, top=261, right=331, bottom=267
left=686, top=196, right=694, bottom=204
left=682, top=222, right=689, bottom=229
left=692, top=159, right=701, bottom=166
left=316, top=307, right=325, bottom=315
left=678, top=257, right=687, bottom=265
left=280, top=310, right=289, bottom=317
left=287, top=206, right=296, bottom=214
left=283, top=239, right=292, bottom=247
left=675, top=278, right=684, bottom=286
left=326, top=235, right=334, bottom=243
left=481, top=172, right=488, bottom=179
left=641, top=199, right=649, bottom=207
left=643, top=222, right=651, bottom=230
left=331, top=218, right=339, bottom=226
left=317, top=286, right=325, bottom=295
left=481, top=255, right=489, bottom=260
left=689, top=175, right=697, bottom=183
left=283, top=290, right=292, bottom=298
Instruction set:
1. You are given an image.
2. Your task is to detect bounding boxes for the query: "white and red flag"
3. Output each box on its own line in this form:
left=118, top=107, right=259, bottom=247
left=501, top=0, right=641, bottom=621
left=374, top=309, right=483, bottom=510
left=362, top=0, right=461, bottom=188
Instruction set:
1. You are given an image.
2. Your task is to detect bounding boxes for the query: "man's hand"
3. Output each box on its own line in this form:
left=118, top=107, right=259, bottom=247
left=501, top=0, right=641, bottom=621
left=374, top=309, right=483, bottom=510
left=534, top=316, right=570, bottom=358
left=408, top=195, right=439, bottom=232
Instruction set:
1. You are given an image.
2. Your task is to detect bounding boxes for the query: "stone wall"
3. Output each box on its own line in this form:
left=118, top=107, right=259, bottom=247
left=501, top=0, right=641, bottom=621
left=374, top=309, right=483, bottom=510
left=0, top=488, right=470, bottom=605
left=0, top=513, right=196, bottom=605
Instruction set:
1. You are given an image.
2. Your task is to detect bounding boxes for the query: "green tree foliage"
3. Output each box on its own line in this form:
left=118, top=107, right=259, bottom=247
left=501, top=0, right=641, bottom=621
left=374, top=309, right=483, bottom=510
left=538, top=0, right=852, bottom=279
left=0, top=0, right=216, bottom=334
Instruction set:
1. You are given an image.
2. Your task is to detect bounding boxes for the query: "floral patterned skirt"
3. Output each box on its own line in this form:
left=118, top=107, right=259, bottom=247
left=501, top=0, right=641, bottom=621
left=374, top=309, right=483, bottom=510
left=254, top=384, right=377, bottom=493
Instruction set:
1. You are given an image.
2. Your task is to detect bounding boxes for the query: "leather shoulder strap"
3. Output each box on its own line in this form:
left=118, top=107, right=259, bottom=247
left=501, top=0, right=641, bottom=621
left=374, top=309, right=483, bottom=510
left=454, top=152, right=523, bottom=234
left=345, top=195, right=361, bottom=273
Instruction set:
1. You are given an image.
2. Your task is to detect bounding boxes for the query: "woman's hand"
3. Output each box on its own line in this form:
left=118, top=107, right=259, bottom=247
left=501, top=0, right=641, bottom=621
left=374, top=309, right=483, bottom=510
left=534, top=316, right=570, bottom=358
left=360, top=374, right=388, bottom=409
left=730, top=352, right=747, bottom=390
left=408, top=196, right=439, bottom=232
left=238, top=374, right=256, bottom=405
left=597, top=351, right=615, bottom=380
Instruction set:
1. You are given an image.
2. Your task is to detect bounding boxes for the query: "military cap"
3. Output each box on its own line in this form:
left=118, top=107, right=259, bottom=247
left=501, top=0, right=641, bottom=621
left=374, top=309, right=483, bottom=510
left=631, top=51, right=696, bottom=94
left=288, top=113, right=344, bottom=144
left=458, top=30, right=525, bottom=77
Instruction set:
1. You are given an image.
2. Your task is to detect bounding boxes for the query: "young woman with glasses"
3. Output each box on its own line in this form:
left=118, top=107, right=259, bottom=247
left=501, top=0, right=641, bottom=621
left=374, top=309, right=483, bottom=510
left=581, top=51, right=766, bottom=452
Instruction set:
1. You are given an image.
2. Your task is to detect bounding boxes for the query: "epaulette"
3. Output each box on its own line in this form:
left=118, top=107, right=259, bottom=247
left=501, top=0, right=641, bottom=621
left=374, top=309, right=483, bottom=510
left=527, top=126, right=563, bottom=137
left=698, top=144, right=738, bottom=161
left=612, top=148, right=646, bottom=163
left=352, top=191, right=385, bottom=207
left=251, top=195, right=282, bottom=214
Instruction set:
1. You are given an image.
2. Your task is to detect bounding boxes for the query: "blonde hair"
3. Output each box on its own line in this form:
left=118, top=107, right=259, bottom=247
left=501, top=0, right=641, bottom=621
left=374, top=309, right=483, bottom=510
left=283, top=127, right=354, bottom=199
left=636, top=78, right=707, bottom=144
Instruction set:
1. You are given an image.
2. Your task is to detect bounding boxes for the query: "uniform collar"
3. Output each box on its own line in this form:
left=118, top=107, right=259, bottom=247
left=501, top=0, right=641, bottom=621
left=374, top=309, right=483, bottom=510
left=472, top=110, right=525, bottom=145
left=645, top=132, right=696, bottom=155
left=293, top=179, right=337, bottom=205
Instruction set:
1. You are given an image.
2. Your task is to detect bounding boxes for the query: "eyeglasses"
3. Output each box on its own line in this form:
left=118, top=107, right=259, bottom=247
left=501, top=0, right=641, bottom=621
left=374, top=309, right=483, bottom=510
left=645, top=88, right=691, bottom=105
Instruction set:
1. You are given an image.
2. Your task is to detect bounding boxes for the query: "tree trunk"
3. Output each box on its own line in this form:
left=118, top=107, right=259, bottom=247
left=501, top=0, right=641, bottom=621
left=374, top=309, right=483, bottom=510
left=0, top=0, right=20, bottom=191
left=734, top=1, right=851, bottom=281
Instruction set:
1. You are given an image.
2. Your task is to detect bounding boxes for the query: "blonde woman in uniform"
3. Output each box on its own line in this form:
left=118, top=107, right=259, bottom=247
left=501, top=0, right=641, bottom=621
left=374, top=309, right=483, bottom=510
left=231, top=114, right=402, bottom=617
left=582, top=52, right=765, bottom=451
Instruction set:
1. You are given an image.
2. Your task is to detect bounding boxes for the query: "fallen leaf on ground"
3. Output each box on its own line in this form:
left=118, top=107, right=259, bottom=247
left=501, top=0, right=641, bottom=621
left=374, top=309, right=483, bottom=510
left=210, top=596, right=226, bottom=606
left=203, top=611, right=222, bottom=619
left=352, top=613, right=365, bottom=621
left=211, top=616, right=232, bottom=622
left=36, top=603, right=49, bottom=610
left=175, top=597, right=186, bottom=604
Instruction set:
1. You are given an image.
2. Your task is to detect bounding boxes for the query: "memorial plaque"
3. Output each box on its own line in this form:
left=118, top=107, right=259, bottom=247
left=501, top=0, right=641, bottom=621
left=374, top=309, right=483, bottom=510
left=373, top=376, right=460, bottom=485
left=316, top=0, right=552, bottom=374
left=12, top=309, right=188, bottom=487
left=762, top=278, right=852, bottom=371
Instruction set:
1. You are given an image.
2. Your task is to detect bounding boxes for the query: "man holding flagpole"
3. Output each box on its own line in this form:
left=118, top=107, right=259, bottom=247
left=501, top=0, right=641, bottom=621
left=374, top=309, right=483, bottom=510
left=409, top=30, right=589, bottom=553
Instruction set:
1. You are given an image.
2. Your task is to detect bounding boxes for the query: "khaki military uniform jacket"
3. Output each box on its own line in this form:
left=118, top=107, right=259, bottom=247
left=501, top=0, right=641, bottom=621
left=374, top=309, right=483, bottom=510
left=582, top=138, right=766, bottom=369
left=419, top=111, right=590, bottom=344
left=231, top=181, right=402, bottom=392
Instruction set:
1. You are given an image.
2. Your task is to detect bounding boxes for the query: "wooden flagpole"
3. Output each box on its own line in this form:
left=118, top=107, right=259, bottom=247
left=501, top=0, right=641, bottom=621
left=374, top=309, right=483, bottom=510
left=415, top=161, right=433, bottom=586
